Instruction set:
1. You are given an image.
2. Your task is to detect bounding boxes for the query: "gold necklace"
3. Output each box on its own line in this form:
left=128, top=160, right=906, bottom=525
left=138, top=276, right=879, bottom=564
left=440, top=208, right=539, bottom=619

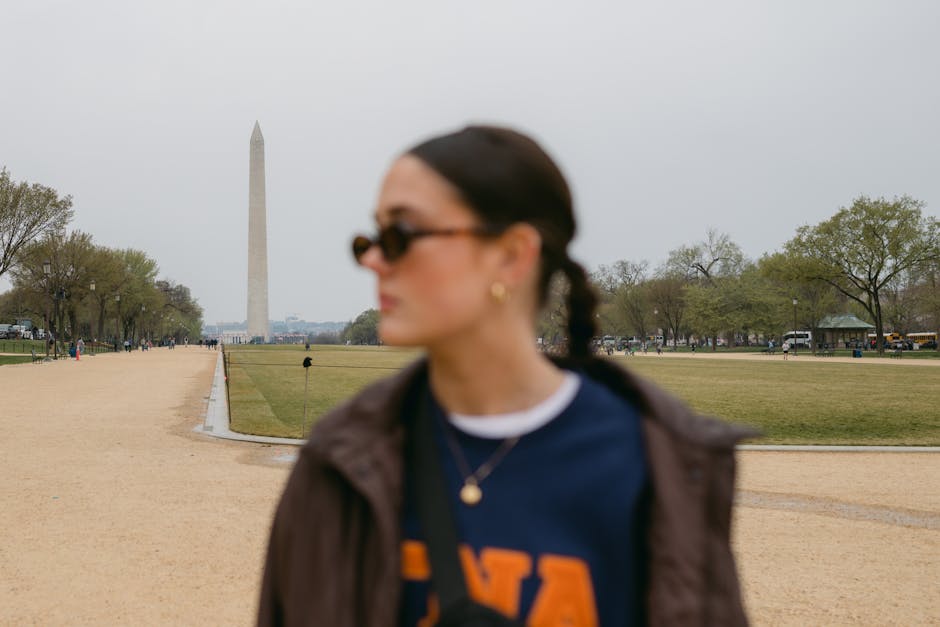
left=440, top=423, right=521, bottom=506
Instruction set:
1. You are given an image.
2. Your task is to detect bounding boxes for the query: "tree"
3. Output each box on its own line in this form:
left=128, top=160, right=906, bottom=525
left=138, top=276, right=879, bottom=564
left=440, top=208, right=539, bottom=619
left=879, top=268, right=921, bottom=337
left=592, top=260, right=650, bottom=339
left=759, top=252, right=839, bottom=352
left=911, top=259, right=940, bottom=341
left=84, top=246, right=124, bottom=340
left=155, top=280, right=204, bottom=343
left=664, top=228, right=746, bottom=282
left=9, top=230, right=95, bottom=349
left=536, top=274, right=569, bottom=348
left=646, top=275, right=687, bottom=349
left=0, top=167, right=74, bottom=280
left=666, top=229, right=747, bottom=349
left=115, top=248, right=160, bottom=341
left=786, top=195, right=940, bottom=353
left=342, top=309, right=380, bottom=345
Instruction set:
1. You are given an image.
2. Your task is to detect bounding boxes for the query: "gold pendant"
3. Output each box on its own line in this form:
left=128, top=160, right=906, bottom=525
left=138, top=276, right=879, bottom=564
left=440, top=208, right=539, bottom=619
left=460, top=481, right=483, bottom=506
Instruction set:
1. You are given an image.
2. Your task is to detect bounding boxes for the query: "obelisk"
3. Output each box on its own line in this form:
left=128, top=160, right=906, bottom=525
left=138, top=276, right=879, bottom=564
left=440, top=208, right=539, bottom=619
left=247, top=121, right=269, bottom=342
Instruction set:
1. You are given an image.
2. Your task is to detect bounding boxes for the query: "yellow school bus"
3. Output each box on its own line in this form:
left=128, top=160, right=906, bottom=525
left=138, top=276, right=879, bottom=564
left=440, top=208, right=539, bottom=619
left=906, top=332, right=938, bottom=346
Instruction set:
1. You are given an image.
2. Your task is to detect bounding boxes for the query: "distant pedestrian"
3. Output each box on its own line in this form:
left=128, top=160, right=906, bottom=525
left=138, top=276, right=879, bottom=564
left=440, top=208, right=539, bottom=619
left=691, top=343, right=696, bottom=355
left=783, top=342, right=790, bottom=360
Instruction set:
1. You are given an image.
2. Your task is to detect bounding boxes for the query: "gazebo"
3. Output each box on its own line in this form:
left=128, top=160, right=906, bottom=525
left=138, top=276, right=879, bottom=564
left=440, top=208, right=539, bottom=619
left=817, top=314, right=875, bottom=349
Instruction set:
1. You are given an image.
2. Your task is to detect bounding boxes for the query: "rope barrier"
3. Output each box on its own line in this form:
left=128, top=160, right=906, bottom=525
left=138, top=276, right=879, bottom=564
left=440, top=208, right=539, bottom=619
left=224, top=360, right=401, bottom=370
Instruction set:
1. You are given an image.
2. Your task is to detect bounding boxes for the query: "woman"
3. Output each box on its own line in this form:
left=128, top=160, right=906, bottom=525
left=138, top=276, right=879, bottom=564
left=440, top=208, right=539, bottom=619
left=258, top=126, right=752, bottom=626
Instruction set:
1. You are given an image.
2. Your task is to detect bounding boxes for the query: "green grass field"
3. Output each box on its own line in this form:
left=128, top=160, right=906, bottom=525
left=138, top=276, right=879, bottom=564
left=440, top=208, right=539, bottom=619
left=225, top=345, right=421, bottom=438
left=224, top=345, right=940, bottom=445
left=621, top=357, right=939, bottom=444
left=0, top=339, right=116, bottom=357
left=651, top=344, right=940, bottom=360
left=0, top=339, right=47, bottom=354
left=0, top=355, right=33, bottom=365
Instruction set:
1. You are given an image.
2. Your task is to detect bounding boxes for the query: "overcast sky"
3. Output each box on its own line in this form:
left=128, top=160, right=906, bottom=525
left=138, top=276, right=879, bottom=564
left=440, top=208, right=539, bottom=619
left=2, top=1, right=938, bottom=325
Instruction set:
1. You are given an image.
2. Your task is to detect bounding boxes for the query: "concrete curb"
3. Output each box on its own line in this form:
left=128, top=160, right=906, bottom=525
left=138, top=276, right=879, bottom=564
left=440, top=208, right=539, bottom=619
left=193, top=351, right=307, bottom=447
left=738, top=444, right=940, bottom=452
left=196, top=351, right=939, bottom=454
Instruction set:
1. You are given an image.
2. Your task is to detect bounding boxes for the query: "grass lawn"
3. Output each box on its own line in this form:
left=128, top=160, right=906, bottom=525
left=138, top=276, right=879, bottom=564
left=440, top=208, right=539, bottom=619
left=620, top=357, right=939, bottom=445
left=0, top=355, right=34, bottom=365
left=225, top=345, right=421, bottom=438
left=0, top=339, right=46, bottom=354
left=0, top=339, right=115, bottom=356
left=224, top=345, right=940, bottom=445
left=663, top=345, right=940, bottom=360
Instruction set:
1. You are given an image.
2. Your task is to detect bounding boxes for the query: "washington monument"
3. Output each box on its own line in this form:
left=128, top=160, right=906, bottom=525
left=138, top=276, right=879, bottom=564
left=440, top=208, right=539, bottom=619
left=247, top=121, right=269, bottom=342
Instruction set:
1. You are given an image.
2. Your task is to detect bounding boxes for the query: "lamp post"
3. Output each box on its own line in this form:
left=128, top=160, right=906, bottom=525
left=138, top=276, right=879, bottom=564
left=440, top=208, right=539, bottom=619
left=42, top=261, right=66, bottom=359
left=43, top=261, right=52, bottom=358
left=115, top=294, right=121, bottom=350
left=792, top=298, right=798, bottom=356
left=653, top=308, right=658, bottom=348
left=89, top=280, right=96, bottom=349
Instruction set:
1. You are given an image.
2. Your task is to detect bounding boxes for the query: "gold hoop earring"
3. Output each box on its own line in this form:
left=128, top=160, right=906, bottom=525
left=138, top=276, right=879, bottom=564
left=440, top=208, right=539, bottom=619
left=490, top=282, right=509, bottom=304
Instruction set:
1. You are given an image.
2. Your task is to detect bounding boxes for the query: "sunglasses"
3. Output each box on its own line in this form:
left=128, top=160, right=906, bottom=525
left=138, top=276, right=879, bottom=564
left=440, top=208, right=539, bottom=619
left=351, top=221, right=503, bottom=264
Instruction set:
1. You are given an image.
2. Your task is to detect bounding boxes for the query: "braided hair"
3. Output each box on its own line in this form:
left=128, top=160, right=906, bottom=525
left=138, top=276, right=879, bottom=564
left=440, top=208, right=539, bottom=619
left=407, top=125, right=598, bottom=363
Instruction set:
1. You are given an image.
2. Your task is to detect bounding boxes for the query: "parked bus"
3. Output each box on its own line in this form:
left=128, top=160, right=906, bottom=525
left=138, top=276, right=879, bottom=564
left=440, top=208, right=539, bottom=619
left=782, top=331, right=812, bottom=348
left=867, top=332, right=901, bottom=346
left=906, top=332, right=938, bottom=347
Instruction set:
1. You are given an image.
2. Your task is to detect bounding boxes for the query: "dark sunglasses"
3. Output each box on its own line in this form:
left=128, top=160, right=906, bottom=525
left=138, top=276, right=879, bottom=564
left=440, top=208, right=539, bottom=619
left=351, top=221, right=503, bottom=264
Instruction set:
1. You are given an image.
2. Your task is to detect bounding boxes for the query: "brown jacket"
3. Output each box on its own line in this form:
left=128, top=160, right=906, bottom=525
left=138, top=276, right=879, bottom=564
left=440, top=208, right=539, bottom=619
left=258, top=357, right=754, bottom=626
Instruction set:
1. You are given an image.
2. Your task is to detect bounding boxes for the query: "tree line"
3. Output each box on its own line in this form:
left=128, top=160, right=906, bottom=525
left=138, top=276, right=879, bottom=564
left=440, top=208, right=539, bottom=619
left=583, top=195, right=939, bottom=354
left=0, top=167, right=204, bottom=348
left=341, top=195, right=939, bottom=355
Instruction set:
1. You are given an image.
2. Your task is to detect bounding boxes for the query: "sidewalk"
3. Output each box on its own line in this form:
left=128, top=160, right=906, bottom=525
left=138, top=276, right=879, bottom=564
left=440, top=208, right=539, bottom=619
left=194, top=350, right=304, bottom=447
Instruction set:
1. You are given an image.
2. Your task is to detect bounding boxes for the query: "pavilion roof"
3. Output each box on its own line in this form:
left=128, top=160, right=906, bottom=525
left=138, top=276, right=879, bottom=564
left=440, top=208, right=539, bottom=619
left=818, top=313, right=875, bottom=329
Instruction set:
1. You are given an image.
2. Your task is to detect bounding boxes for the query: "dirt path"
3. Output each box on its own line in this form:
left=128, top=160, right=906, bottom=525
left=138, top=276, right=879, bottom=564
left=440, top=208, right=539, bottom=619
left=0, top=348, right=295, bottom=625
left=1, top=348, right=936, bottom=625
left=735, top=452, right=939, bottom=625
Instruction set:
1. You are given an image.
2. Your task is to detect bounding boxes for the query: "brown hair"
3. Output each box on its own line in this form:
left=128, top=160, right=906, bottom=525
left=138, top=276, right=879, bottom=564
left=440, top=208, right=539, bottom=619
left=407, top=125, right=598, bottom=362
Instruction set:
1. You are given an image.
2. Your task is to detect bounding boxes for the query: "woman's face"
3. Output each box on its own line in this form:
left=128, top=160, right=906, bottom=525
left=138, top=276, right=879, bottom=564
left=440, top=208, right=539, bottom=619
left=358, top=155, right=503, bottom=348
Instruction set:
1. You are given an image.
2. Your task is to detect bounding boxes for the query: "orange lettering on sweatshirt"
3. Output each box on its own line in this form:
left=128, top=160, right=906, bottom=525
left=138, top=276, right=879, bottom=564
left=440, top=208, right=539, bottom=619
left=401, top=542, right=596, bottom=625
left=527, top=554, right=599, bottom=626
left=459, top=546, right=533, bottom=617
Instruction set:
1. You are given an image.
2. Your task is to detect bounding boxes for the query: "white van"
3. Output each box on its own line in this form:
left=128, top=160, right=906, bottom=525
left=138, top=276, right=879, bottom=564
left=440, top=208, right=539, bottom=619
left=782, top=331, right=812, bottom=348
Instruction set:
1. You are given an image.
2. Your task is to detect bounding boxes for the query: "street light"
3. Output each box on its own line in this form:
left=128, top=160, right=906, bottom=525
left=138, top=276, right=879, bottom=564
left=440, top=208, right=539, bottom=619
left=43, top=261, right=52, bottom=358
left=792, top=298, right=798, bottom=356
left=653, top=308, right=658, bottom=345
left=115, top=294, right=121, bottom=350
left=41, top=262, right=66, bottom=359
left=89, top=280, right=96, bottom=346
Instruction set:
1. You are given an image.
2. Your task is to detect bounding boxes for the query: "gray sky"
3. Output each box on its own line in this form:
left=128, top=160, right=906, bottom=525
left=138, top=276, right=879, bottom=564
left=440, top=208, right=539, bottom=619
left=2, top=0, right=938, bottom=325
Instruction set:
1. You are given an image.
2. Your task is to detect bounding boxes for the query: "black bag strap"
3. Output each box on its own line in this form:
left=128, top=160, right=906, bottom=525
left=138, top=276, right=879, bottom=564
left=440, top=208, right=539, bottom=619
left=410, top=389, right=520, bottom=627
left=411, top=389, right=471, bottom=611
